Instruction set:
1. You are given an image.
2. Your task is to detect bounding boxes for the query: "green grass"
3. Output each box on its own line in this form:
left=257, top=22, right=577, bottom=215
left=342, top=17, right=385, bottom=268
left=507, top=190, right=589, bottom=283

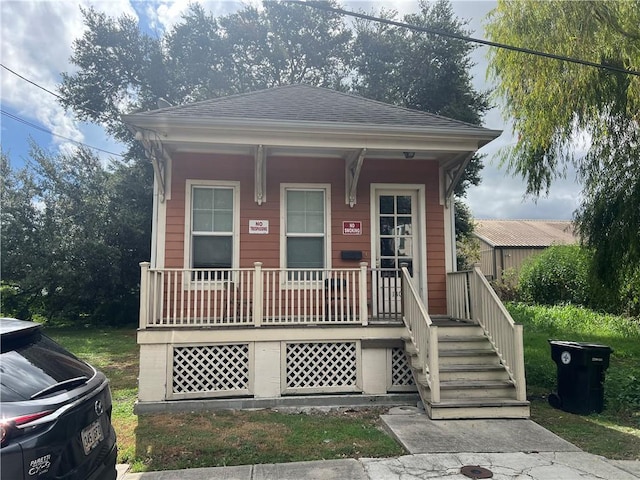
left=46, top=305, right=640, bottom=470
left=507, top=303, right=640, bottom=459
left=44, top=327, right=403, bottom=472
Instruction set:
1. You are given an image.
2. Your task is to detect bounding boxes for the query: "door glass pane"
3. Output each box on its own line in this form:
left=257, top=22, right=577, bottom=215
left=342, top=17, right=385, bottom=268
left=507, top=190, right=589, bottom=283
left=379, top=195, right=394, bottom=214
left=397, top=196, right=411, bottom=214
left=193, top=236, right=232, bottom=268
left=380, top=238, right=394, bottom=256
left=287, top=237, right=324, bottom=268
left=397, top=216, right=412, bottom=235
left=380, top=216, right=394, bottom=235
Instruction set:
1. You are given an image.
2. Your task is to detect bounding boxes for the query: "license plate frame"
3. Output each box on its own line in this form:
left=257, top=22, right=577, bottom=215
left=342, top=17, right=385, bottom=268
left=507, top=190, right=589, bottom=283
left=81, top=419, right=104, bottom=455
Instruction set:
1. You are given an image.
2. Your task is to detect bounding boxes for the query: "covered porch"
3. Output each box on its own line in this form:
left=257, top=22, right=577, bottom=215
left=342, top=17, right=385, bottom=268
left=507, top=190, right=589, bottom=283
left=137, top=263, right=528, bottom=419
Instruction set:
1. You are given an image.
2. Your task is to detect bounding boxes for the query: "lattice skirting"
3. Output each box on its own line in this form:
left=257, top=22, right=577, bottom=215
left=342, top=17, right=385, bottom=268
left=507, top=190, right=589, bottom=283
left=283, top=341, right=362, bottom=394
left=388, top=347, right=416, bottom=392
left=171, top=343, right=252, bottom=399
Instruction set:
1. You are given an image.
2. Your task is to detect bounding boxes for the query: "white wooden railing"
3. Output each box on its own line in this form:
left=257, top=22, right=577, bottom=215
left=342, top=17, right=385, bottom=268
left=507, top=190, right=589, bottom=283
left=446, top=266, right=527, bottom=402
left=400, top=266, right=440, bottom=403
left=139, top=262, right=369, bottom=328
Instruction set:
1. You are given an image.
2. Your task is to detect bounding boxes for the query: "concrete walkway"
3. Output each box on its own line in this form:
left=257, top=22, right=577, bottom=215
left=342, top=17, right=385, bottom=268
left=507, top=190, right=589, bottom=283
left=118, top=408, right=640, bottom=479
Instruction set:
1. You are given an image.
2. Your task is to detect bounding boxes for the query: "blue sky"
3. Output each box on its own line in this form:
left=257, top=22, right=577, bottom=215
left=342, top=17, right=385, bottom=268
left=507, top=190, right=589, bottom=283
left=0, top=0, right=581, bottom=219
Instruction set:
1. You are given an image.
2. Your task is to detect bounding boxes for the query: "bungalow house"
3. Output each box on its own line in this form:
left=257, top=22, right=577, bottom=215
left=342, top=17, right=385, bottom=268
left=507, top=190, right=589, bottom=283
left=474, top=220, right=577, bottom=280
left=123, top=85, right=529, bottom=419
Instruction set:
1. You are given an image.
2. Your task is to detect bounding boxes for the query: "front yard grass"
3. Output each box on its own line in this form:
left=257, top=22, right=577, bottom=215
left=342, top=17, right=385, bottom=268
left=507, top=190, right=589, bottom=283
left=45, top=327, right=403, bottom=472
left=47, top=304, right=640, bottom=471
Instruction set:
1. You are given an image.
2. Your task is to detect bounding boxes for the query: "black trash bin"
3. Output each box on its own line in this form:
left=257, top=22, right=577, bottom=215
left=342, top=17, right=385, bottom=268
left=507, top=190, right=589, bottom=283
left=325, top=278, right=347, bottom=320
left=548, top=340, right=613, bottom=414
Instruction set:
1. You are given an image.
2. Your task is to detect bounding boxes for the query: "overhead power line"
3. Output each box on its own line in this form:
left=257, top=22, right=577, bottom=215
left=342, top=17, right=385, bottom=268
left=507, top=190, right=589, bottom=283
left=1, top=63, right=124, bottom=157
left=1, top=63, right=66, bottom=101
left=1, top=109, right=124, bottom=157
left=287, top=1, right=640, bottom=78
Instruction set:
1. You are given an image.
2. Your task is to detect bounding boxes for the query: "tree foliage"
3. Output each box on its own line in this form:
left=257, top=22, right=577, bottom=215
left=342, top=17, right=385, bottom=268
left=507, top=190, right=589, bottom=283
left=486, top=0, right=640, bottom=286
left=0, top=146, right=152, bottom=324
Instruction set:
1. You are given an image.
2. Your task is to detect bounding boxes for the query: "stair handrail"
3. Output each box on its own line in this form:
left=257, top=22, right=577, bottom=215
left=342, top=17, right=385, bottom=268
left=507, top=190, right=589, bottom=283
left=469, top=266, right=527, bottom=402
left=400, top=266, right=440, bottom=403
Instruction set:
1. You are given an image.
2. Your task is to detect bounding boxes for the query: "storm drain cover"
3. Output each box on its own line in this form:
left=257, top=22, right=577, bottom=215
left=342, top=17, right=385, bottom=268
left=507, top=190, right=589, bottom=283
left=460, top=465, right=493, bottom=479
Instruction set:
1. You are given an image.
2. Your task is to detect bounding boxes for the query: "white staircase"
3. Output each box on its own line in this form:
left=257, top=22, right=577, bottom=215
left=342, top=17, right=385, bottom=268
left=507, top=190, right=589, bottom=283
left=405, top=317, right=530, bottom=420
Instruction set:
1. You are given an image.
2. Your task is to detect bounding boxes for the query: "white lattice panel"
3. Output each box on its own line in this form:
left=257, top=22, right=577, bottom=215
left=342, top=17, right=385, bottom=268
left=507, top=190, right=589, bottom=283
left=171, top=344, right=251, bottom=399
left=283, top=342, right=360, bottom=394
left=388, top=347, right=416, bottom=392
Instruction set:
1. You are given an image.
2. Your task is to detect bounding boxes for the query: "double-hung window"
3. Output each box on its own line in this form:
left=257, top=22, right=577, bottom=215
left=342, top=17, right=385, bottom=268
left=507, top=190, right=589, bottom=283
left=282, top=185, right=330, bottom=279
left=187, top=182, right=238, bottom=280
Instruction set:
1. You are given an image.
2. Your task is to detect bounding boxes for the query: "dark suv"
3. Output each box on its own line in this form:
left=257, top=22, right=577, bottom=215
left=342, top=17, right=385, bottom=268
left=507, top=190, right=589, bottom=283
left=0, top=318, right=117, bottom=480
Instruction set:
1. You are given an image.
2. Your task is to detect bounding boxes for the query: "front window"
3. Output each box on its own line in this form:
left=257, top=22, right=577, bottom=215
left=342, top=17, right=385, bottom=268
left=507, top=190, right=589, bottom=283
left=187, top=182, right=238, bottom=280
left=286, top=189, right=325, bottom=269
left=281, top=185, right=331, bottom=280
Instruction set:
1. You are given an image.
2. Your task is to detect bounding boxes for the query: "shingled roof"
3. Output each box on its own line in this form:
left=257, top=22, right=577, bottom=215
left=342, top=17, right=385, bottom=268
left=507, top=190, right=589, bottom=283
left=474, top=220, right=577, bottom=248
left=129, top=84, right=497, bottom=135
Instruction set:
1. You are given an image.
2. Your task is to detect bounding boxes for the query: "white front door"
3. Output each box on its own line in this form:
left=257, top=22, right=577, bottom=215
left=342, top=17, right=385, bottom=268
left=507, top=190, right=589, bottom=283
left=372, top=189, right=421, bottom=317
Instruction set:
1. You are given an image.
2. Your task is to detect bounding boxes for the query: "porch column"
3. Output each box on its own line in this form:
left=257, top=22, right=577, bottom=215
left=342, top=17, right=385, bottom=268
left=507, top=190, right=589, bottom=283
left=139, top=262, right=150, bottom=330
left=253, top=262, right=264, bottom=327
left=359, top=262, right=368, bottom=326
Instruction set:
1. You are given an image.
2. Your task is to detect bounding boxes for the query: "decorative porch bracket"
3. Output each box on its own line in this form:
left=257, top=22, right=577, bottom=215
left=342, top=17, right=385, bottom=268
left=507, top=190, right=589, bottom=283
left=135, top=130, right=171, bottom=202
left=254, top=145, right=266, bottom=205
left=345, top=148, right=366, bottom=207
left=443, top=152, right=474, bottom=207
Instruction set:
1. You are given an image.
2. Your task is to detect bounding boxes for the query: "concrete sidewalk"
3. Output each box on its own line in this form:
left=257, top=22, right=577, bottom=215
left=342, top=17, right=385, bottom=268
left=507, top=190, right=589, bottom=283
left=118, top=408, right=640, bottom=479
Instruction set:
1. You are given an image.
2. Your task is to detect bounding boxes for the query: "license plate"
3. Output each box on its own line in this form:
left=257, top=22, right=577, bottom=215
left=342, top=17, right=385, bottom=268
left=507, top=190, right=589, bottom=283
left=81, top=420, right=104, bottom=455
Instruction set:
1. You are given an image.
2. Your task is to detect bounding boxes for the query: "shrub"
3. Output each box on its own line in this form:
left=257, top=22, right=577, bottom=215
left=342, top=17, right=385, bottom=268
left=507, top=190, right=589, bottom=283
left=518, top=245, right=591, bottom=306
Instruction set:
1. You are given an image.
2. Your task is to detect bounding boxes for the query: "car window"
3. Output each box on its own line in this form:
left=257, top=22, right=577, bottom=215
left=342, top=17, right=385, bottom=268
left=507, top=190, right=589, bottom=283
left=0, top=332, right=94, bottom=401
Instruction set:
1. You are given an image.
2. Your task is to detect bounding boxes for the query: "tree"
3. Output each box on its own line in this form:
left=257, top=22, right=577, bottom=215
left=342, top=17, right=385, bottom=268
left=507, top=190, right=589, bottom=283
left=0, top=145, right=152, bottom=324
left=486, top=0, right=640, bottom=287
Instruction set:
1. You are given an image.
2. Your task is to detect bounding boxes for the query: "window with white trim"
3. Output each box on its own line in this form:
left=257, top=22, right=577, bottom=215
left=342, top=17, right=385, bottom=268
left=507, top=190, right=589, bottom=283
left=282, top=186, right=330, bottom=274
left=187, top=183, right=238, bottom=279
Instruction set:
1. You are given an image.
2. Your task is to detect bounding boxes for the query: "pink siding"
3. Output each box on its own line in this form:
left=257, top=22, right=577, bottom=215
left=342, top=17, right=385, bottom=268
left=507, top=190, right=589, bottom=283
left=165, top=153, right=447, bottom=314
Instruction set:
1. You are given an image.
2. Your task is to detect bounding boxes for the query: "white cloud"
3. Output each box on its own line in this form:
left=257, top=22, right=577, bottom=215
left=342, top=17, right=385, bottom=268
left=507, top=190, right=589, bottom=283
left=0, top=0, right=136, bottom=158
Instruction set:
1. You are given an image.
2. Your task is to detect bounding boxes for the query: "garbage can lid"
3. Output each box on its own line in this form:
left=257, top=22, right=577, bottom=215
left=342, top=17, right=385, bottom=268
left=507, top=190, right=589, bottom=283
left=548, top=340, right=613, bottom=352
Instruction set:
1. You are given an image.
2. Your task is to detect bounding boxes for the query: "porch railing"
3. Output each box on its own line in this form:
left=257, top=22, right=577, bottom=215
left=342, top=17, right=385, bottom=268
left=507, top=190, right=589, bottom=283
left=400, top=265, right=440, bottom=403
left=139, top=262, right=370, bottom=328
left=446, top=266, right=527, bottom=402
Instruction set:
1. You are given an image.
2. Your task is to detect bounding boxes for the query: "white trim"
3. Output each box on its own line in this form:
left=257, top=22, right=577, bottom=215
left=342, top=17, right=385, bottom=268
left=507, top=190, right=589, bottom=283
left=370, top=184, right=428, bottom=308
left=279, top=183, right=332, bottom=271
left=183, top=180, right=241, bottom=272
left=444, top=199, right=456, bottom=273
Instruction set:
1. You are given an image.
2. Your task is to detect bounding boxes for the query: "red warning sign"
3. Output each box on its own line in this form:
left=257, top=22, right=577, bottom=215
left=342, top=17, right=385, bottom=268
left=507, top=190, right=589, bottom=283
left=342, top=221, right=362, bottom=235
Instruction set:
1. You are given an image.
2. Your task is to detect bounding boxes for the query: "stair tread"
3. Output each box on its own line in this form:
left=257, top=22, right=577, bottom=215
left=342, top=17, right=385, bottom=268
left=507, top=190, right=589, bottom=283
left=440, top=364, right=505, bottom=372
left=439, top=349, right=498, bottom=356
left=439, top=335, right=488, bottom=342
left=440, top=380, right=514, bottom=389
left=432, top=398, right=530, bottom=407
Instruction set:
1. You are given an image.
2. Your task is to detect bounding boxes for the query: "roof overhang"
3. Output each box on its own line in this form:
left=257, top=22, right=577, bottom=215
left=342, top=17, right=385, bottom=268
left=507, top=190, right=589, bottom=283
left=123, top=115, right=501, bottom=156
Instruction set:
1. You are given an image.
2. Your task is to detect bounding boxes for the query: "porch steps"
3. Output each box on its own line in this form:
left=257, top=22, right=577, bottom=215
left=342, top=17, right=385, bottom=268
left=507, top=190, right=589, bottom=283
left=404, top=317, right=530, bottom=420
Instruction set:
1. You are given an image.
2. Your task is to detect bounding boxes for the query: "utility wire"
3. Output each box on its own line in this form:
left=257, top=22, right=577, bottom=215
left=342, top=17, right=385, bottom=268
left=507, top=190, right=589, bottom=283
left=1, top=109, right=124, bottom=157
left=1, top=63, right=124, bottom=157
left=288, top=1, right=640, bottom=77
left=1, top=63, right=66, bottom=101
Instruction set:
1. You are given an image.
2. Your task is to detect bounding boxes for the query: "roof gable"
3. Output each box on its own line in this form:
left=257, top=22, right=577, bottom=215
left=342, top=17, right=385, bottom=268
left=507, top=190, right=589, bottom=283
left=473, top=220, right=577, bottom=248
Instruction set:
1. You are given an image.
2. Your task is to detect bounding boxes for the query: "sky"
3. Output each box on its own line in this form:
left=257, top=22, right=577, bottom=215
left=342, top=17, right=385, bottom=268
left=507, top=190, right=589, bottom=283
left=0, top=0, right=581, bottom=220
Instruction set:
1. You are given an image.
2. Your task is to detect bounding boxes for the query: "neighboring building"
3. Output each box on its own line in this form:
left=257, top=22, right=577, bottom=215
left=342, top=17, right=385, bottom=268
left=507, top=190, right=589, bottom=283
left=474, top=220, right=578, bottom=280
left=123, top=85, right=529, bottom=419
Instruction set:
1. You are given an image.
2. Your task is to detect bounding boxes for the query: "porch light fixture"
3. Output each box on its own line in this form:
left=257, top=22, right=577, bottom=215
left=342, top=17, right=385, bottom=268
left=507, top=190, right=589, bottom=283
left=403, top=151, right=415, bottom=159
